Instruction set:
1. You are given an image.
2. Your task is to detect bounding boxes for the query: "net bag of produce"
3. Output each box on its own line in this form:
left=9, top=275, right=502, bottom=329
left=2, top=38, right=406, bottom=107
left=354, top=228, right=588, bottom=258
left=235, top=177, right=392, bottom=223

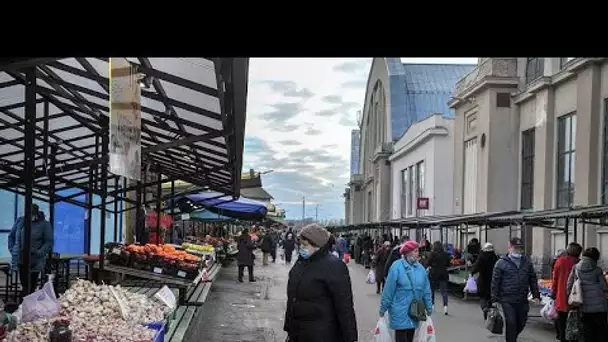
left=485, top=306, right=503, bottom=335
left=20, top=279, right=60, bottom=323
left=540, top=299, right=557, bottom=321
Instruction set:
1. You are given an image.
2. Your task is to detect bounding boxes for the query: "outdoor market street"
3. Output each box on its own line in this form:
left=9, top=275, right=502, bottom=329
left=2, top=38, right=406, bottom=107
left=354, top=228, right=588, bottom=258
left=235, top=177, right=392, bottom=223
left=187, top=251, right=556, bottom=342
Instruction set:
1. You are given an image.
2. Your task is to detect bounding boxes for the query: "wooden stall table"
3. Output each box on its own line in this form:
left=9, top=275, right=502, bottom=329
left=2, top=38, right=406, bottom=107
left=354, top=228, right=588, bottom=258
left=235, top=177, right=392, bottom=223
left=93, top=261, right=207, bottom=305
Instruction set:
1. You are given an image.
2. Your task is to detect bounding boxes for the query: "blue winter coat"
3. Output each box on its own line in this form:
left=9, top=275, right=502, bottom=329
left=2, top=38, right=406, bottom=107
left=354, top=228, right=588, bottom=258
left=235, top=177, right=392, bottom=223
left=8, top=214, right=54, bottom=272
left=379, top=258, right=433, bottom=330
left=337, top=237, right=348, bottom=254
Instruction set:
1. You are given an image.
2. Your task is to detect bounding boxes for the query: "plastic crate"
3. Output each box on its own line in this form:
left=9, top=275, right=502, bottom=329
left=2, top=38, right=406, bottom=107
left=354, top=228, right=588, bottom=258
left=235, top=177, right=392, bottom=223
left=147, top=322, right=165, bottom=342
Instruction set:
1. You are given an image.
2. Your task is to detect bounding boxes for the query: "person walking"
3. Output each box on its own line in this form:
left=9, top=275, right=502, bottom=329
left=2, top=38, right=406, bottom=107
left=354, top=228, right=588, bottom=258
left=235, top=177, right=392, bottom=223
left=551, top=242, right=582, bottom=342
left=567, top=247, right=608, bottom=342
left=380, top=241, right=433, bottom=342
left=260, top=231, right=273, bottom=266
left=283, top=228, right=296, bottom=264
left=8, top=204, right=53, bottom=296
left=284, top=224, right=358, bottom=342
left=374, top=241, right=391, bottom=294
left=236, top=228, right=256, bottom=282
left=491, top=237, right=540, bottom=342
left=470, top=242, right=499, bottom=320
left=384, top=236, right=409, bottom=280
left=337, top=235, right=348, bottom=260
left=270, top=229, right=279, bottom=263
left=426, top=241, right=451, bottom=315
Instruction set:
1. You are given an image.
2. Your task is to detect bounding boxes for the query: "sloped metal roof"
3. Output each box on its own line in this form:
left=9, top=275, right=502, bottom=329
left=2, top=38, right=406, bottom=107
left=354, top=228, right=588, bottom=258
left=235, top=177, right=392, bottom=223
left=0, top=58, right=248, bottom=211
left=386, top=59, right=475, bottom=140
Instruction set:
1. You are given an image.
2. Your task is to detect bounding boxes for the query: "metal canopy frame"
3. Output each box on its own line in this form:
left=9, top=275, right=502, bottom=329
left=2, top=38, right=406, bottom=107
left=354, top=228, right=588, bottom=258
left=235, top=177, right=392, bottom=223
left=0, top=58, right=248, bottom=293
left=0, top=58, right=248, bottom=212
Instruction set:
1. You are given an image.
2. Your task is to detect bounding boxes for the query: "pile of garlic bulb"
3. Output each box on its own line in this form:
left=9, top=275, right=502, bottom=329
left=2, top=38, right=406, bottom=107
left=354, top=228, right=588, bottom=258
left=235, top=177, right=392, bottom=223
left=4, top=279, right=170, bottom=342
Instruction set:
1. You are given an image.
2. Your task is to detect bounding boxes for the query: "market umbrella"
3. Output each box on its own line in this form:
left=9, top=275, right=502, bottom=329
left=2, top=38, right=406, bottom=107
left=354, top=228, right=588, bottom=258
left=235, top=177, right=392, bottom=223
left=172, top=192, right=268, bottom=220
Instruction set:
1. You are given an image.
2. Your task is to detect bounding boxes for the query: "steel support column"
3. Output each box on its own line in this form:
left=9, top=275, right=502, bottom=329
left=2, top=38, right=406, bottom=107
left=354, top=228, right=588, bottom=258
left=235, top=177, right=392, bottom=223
left=135, top=181, right=142, bottom=243
left=155, top=168, right=162, bottom=245
left=21, top=67, right=36, bottom=295
left=113, top=177, right=119, bottom=241
left=98, top=117, right=109, bottom=272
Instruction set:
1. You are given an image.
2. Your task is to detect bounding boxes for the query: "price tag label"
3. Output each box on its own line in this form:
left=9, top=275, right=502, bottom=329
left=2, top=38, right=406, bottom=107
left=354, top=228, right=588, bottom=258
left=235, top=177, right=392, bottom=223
left=112, top=248, right=121, bottom=255
left=154, top=285, right=176, bottom=309
left=153, top=267, right=163, bottom=274
left=177, top=271, right=186, bottom=278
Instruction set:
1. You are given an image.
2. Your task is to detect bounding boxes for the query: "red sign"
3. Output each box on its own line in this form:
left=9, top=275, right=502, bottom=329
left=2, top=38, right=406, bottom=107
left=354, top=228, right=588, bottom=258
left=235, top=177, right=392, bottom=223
left=417, top=197, right=430, bottom=210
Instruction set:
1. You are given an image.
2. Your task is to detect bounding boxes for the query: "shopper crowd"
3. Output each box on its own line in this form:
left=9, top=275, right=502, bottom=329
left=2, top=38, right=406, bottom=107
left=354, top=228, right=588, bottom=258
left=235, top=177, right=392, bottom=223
left=236, top=223, right=608, bottom=342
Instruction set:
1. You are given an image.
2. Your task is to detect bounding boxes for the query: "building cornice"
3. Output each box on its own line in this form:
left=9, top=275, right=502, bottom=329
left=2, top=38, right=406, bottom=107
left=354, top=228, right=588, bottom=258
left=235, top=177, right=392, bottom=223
left=512, top=58, right=607, bottom=104
left=389, top=126, right=448, bottom=161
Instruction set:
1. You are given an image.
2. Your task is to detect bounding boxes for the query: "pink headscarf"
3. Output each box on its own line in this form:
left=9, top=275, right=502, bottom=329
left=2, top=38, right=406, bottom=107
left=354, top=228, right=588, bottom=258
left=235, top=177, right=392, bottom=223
left=400, top=241, right=419, bottom=255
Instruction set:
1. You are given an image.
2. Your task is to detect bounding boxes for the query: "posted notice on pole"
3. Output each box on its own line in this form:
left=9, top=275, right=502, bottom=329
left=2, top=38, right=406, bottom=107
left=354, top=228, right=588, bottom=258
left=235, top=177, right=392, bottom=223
left=109, top=57, right=141, bottom=181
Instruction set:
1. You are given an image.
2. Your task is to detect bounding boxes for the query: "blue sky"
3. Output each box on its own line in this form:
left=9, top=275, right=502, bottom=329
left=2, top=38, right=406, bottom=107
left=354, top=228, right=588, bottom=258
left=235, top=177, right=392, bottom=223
left=243, top=58, right=478, bottom=220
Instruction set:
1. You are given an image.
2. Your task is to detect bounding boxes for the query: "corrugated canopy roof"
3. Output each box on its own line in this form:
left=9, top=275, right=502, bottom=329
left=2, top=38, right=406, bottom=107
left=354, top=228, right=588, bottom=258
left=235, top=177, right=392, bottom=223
left=0, top=58, right=248, bottom=212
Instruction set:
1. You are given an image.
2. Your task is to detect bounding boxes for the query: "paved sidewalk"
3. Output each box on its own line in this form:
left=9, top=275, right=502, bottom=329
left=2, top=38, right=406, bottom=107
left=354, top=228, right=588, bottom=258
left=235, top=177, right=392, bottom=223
left=184, top=253, right=289, bottom=342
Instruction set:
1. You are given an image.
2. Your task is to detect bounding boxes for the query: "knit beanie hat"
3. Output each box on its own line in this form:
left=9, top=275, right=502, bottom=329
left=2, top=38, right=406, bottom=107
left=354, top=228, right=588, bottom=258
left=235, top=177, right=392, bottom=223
left=400, top=240, right=419, bottom=255
left=482, top=242, right=494, bottom=252
left=299, top=224, right=330, bottom=247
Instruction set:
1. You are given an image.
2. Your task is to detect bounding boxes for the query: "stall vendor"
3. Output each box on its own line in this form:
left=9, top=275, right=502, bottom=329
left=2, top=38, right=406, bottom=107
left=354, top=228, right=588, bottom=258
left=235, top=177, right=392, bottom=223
left=8, top=204, right=54, bottom=295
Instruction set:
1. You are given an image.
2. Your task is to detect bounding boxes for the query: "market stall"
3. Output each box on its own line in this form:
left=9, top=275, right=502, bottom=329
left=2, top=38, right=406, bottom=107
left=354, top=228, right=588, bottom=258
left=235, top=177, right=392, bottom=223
left=0, top=57, right=249, bottom=341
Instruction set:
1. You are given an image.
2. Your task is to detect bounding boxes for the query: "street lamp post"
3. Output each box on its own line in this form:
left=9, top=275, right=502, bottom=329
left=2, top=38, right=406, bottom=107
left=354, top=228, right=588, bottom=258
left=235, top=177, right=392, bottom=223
left=302, top=196, right=306, bottom=228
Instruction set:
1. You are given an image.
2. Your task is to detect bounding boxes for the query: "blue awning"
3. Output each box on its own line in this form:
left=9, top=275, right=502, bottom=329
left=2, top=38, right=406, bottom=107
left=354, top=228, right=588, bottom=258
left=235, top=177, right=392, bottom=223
left=190, top=209, right=233, bottom=221
left=172, top=192, right=268, bottom=220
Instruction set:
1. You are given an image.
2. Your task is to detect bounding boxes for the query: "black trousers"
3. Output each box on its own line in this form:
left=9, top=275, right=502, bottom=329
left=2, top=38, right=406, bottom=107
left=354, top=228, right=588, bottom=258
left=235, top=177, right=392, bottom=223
left=19, top=266, right=39, bottom=297
left=238, top=265, right=254, bottom=281
left=376, top=279, right=385, bottom=293
left=270, top=249, right=277, bottom=262
left=395, top=329, right=415, bottom=342
left=502, top=302, right=529, bottom=342
left=582, top=312, right=608, bottom=342
left=285, top=248, right=294, bottom=263
left=555, top=311, right=570, bottom=342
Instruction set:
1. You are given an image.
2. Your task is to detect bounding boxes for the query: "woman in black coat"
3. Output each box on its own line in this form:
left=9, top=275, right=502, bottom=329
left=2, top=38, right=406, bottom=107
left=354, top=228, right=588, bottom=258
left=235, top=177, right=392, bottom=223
left=237, top=228, right=256, bottom=282
left=284, top=224, right=358, bottom=342
left=469, top=242, right=499, bottom=319
left=425, top=241, right=451, bottom=315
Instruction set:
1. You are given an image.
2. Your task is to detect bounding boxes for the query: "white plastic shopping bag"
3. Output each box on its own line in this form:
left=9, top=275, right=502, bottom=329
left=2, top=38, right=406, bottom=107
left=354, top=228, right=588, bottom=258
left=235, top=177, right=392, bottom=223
left=413, top=316, right=436, bottom=342
left=366, top=269, right=376, bottom=284
left=463, top=275, right=477, bottom=294
left=373, top=316, right=391, bottom=342
left=540, top=299, right=558, bottom=321
left=20, top=279, right=61, bottom=323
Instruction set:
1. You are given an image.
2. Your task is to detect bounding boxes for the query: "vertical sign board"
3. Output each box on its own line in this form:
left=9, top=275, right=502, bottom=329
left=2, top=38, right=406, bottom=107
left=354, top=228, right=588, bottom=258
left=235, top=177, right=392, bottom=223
left=109, top=58, right=142, bottom=180
left=416, top=197, right=429, bottom=210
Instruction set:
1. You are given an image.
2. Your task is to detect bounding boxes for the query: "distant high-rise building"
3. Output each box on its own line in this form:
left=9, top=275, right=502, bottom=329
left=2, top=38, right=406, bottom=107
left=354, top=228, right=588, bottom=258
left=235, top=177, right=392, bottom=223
left=350, top=130, right=360, bottom=176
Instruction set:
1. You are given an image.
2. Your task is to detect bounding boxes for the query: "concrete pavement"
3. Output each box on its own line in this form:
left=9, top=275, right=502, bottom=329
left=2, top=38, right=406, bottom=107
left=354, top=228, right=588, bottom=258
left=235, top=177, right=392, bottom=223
left=186, top=251, right=556, bottom=342
left=184, top=252, right=289, bottom=342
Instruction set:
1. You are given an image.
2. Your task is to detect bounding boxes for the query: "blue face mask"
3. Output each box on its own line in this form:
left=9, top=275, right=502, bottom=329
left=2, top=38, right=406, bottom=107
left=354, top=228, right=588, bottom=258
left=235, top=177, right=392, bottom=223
left=510, top=252, right=521, bottom=258
left=299, top=248, right=312, bottom=259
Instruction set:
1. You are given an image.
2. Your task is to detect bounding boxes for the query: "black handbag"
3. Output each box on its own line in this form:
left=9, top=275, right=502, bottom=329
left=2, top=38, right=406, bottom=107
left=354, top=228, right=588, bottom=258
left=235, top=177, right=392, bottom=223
left=402, top=261, right=427, bottom=322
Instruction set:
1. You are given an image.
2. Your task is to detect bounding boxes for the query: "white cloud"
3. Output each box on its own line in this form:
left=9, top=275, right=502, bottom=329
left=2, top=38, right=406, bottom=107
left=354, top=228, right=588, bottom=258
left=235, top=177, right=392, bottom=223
left=244, top=58, right=477, bottom=220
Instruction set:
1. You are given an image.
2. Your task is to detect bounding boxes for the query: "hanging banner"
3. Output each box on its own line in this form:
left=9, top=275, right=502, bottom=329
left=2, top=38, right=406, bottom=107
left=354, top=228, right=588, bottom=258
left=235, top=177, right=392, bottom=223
left=109, top=58, right=141, bottom=180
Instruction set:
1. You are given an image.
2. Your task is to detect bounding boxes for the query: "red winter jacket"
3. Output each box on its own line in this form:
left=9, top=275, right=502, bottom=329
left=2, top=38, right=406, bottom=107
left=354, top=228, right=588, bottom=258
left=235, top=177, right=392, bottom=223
left=552, top=255, right=578, bottom=312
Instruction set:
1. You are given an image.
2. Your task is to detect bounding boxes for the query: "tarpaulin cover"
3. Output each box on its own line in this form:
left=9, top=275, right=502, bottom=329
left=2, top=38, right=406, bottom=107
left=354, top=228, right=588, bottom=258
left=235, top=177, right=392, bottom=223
left=191, top=209, right=233, bottom=221
left=174, top=192, right=268, bottom=220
